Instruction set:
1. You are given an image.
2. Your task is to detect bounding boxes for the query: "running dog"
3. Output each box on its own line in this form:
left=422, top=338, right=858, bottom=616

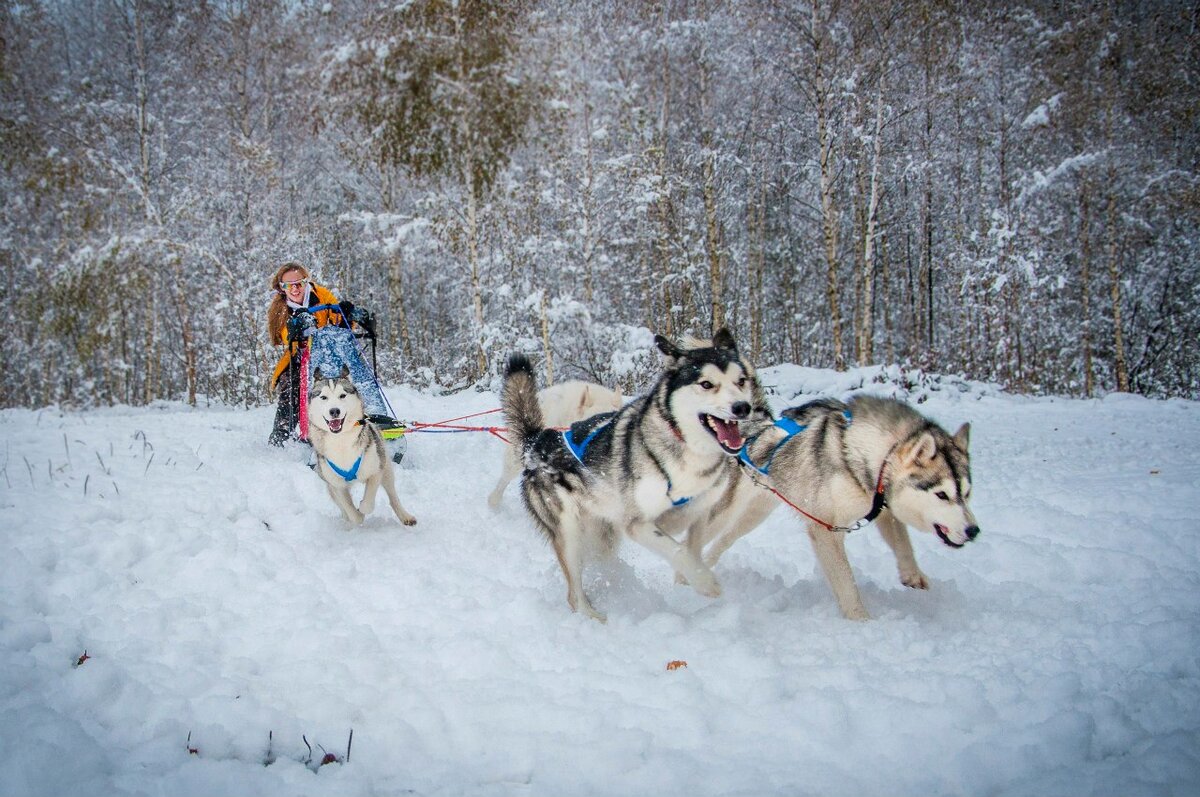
left=308, top=366, right=418, bottom=527
left=501, top=329, right=757, bottom=621
left=487, top=380, right=624, bottom=509
left=682, top=395, right=977, bottom=620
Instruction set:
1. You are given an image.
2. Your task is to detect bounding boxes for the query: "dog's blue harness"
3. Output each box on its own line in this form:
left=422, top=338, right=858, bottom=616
left=738, top=410, right=853, bottom=475
left=562, top=425, right=607, bottom=464
left=563, top=416, right=692, bottom=506
left=324, top=455, right=363, bottom=482
left=737, top=416, right=808, bottom=476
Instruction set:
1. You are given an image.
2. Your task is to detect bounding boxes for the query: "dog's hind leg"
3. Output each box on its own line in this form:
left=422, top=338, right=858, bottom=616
left=380, top=468, right=418, bottom=526
left=487, top=448, right=521, bottom=510
left=553, top=517, right=605, bottom=622
left=874, top=510, right=929, bottom=590
left=627, top=522, right=722, bottom=598
left=327, top=482, right=365, bottom=525
left=806, top=523, right=869, bottom=620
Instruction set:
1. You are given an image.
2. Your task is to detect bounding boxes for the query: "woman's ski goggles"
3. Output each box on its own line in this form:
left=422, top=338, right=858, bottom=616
left=279, top=277, right=309, bottom=290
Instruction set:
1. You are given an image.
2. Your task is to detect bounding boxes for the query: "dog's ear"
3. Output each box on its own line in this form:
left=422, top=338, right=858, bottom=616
left=313, top=367, right=324, bottom=382
left=577, top=385, right=591, bottom=413
left=901, top=431, right=939, bottom=466
left=953, top=422, right=970, bottom=452
left=655, top=334, right=683, bottom=360
left=338, top=364, right=350, bottom=380
left=712, top=327, right=738, bottom=352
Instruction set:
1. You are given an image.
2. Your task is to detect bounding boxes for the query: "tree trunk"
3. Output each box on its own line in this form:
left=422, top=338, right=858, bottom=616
left=814, top=20, right=843, bottom=370
left=1078, top=182, right=1094, bottom=397
left=858, top=73, right=885, bottom=365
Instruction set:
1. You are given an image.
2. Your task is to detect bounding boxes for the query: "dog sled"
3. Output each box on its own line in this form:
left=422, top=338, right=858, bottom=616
left=294, top=304, right=408, bottom=464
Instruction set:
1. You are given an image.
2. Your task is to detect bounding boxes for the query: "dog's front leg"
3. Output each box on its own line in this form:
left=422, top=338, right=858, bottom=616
left=327, top=482, right=364, bottom=525
left=874, top=510, right=929, bottom=590
left=806, top=523, right=869, bottom=620
left=380, top=469, right=418, bottom=526
left=359, top=474, right=379, bottom=518
left=627, top=522, right=721, bottom=598
left=701, top=490, right=779, bottom=570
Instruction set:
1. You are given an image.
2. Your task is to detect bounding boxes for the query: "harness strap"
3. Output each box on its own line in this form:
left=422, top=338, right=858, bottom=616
left=325, top=455, right=363, bottom=483
left=666, top=478, right=691, bottom=506
left=739, top=407, right=890, bottom=533
left=562, top=423, right=608, bottom=464
left=738, top=416, right=807, bottom=476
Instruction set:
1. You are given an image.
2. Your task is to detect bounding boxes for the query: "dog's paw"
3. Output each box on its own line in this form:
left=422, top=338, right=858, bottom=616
left=688, top=569, right=722, bottom=598
left=900, top=570, right=930, bottom=590
left=401, top=516, right=417, bottom=527
left=674, top=572, right=690, bottom=586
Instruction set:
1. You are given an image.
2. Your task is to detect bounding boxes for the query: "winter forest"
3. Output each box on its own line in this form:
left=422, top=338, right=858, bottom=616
left=2, top=0, right=1197, bottom=409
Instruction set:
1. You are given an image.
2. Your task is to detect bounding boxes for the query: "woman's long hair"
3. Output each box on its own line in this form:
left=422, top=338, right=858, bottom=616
left=266, top=262, right=310, bottom=345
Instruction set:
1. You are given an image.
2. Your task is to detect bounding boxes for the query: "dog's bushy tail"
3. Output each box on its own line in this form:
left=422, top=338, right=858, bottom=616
left=502, top=354, right=544, bottom=449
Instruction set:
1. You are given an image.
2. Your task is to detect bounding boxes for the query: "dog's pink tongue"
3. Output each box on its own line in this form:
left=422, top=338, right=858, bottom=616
left=713, top=418, right=744, bottom=450
left=328, top=417, right=344, bottom=433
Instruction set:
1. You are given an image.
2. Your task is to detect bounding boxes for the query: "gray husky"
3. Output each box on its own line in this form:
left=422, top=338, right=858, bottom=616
left=307, top=366, right=418, bottom=527
left=681, top=395, right=977, bottom=620
left=501, top=329, right=757, bottom=621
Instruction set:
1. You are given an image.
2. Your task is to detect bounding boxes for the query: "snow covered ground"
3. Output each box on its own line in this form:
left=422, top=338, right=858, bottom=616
left=2, top=365, right=1198, bottom=796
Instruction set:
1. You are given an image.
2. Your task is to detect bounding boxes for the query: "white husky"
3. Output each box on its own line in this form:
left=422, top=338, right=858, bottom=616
left=307, top=367, right=418, bottom=527
left=488, top=380, right=624, bottom=509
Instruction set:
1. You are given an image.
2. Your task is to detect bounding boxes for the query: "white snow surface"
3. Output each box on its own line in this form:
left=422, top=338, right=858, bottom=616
left=2, top=365, right=1199, bottom=796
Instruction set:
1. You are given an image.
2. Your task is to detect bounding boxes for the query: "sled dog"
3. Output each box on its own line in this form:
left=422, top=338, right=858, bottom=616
left=487, top=380, right=624, bottom=509
left=308, top=366, right=418, bottom=527
left=501, top=329, right=757, bottom=621
left=683, top=395, right=977, bottom=620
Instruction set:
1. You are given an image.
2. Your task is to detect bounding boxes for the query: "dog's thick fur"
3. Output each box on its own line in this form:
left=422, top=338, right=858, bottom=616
left=308, top=367, right=417, bottom=527
left=487, top=380, right=624, bottom=509
left=681, top=395, right=977, bottom=620
left=501, top=329, right=757, bottom=621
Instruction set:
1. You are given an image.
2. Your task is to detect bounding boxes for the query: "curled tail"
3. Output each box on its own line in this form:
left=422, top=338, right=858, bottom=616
left=502, top=354, right=545, bottom=449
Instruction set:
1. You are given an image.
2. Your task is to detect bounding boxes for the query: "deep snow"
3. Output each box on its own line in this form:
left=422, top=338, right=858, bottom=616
left=2, top=365, right=1198, bottom=796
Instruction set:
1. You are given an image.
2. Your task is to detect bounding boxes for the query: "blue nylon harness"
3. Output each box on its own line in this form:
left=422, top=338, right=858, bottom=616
left=324, top=455, right=363, bottom=482
left=563, top=419, right=692, bottom=506
left=738, top=410, right=853, bottom=476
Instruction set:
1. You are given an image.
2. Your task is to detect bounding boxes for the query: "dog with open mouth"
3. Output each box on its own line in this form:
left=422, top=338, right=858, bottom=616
left=307, top=366, right=417, bottom=527
left=679, top=394, right=977, bottom=620
left=500, top=329, right=757, bottom=622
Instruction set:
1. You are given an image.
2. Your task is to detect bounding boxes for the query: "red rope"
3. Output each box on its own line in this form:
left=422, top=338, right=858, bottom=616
left=405, top=407, right=503, bottom=431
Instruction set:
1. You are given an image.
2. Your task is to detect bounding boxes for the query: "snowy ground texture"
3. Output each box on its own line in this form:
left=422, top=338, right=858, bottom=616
left=2, top=364, right=1199, bottom=797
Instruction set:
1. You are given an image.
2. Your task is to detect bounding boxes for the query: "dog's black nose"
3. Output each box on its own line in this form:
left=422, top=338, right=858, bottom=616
left=328, top=408, right=341, bottom=418
left=965, top=525, right=980, bottom=541
left=731, top=401, right=751, bottom=419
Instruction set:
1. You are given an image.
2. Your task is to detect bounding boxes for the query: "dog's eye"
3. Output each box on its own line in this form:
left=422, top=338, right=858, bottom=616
left=935, top=490, right=950, bottom=501
left=699, top=380, right=714, bottom=390
left=338, top=394, right=346, bottom=399
left=737, top=377, right=747, bottom=388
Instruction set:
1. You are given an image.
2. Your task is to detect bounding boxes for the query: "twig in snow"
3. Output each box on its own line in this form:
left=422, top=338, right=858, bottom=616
left=346, top=729, right=353, bottom=763
left=84, top=474, right=90, bottom=496
left=263, top=730, right=276, bottom=767
left=22, top=456, right=33, bottom=486
left=63, top=433, right=71, bottom=465
left=186, top=731, right=199, bottom=755
left=143, top=453, right=155, bottom=476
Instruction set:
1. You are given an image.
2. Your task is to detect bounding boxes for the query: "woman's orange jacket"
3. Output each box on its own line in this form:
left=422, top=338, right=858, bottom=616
left=270, top=284, right=344, bottom=389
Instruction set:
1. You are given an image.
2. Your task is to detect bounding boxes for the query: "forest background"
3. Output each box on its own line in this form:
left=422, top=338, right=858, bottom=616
left=2, top=0, right=1197, bottom=408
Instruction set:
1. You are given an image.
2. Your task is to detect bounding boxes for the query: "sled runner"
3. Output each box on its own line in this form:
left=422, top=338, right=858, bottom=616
left=296, top=303, right=408, bottom=464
